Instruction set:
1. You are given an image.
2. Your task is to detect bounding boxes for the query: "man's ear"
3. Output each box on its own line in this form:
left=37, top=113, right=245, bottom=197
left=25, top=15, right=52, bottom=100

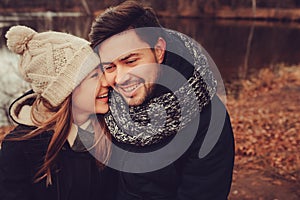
left=154, top=37, right=166, bottom=64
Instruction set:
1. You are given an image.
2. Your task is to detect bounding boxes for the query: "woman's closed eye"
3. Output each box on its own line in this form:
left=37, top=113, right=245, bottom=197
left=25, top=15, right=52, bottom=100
left=101, top=63, right=116, bottom=73
left=89, top=68, right=102, bottom=78
left=90, top=72, right=99, bottom=78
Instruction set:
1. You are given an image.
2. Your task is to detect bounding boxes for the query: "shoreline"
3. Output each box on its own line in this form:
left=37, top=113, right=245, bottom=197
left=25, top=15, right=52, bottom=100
left=1, top=7, right=300, bottom=22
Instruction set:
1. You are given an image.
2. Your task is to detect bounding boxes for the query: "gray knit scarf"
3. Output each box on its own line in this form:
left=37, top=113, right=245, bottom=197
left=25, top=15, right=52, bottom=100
left=104, top=30, right=217, bottom=146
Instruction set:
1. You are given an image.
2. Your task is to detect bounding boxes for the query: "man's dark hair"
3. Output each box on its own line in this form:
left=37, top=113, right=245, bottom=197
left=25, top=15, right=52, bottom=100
left=89, top=0, right=163, bottom=49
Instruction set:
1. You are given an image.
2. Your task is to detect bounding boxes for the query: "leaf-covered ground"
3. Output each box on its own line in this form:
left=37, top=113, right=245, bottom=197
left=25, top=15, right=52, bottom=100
left=1, top=65, right=299, bottom=199
left=226, top=65, right=300, bottom=199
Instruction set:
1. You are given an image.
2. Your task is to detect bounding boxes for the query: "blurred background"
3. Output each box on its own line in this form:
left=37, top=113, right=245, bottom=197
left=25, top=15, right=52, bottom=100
left=0, top=1, right=299, bottom=199
left=0, top=0, right=300, bottom=125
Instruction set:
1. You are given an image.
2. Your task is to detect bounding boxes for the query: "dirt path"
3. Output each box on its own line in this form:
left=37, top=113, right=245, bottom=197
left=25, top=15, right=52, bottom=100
left=229, top=168, right=300, bottom=199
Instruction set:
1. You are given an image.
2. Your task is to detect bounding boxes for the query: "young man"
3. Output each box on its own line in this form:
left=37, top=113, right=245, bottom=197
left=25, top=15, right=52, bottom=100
left=89, top=1, right=235, bottom=199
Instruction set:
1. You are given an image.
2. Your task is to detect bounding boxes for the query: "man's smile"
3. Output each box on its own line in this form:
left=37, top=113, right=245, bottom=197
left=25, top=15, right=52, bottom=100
left=117, top=80, right=143, bottom=97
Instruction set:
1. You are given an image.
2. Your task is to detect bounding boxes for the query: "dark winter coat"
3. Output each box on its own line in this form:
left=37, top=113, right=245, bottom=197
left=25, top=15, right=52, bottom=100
left=0, top=91, right=118, bottom=200
left=106, top=30, right=235, bottom=200
left=0, top=124, right=117, bottom=200
left=109, top=95, right=235, bottom=200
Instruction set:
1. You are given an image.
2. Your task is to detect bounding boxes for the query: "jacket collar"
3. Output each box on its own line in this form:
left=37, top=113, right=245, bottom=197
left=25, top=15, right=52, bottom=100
left=9, top=90, right=36, bottom=126
left=9, top=90, right=93, bottom=148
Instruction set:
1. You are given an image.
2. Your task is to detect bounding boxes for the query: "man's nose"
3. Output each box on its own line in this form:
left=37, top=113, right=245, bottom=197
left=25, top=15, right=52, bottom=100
left=115, top=65, right=131, bottom=84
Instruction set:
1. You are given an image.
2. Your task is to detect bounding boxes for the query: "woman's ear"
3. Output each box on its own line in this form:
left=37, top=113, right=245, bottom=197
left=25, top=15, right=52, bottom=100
left=154, top=37, right=166, bottom=64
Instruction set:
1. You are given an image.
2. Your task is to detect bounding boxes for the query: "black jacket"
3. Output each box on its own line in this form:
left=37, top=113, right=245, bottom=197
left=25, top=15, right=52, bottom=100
left=0, top=125, right=117, bottom=200
left=110, top=96, right=235, bottom=200
left=105, top=30, right=235, bottom=200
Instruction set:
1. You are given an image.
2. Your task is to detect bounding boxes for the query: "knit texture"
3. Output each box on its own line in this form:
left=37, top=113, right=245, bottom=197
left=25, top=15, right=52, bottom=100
left=5, top=25, right=100, bottom=106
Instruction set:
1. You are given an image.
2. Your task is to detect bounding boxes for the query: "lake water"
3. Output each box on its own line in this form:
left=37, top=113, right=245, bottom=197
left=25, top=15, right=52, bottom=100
left=1, top=15, right=300, bottom=82
left=0, top=14, right=300, bottom=125
left=160, top=17, right=300, bottom=82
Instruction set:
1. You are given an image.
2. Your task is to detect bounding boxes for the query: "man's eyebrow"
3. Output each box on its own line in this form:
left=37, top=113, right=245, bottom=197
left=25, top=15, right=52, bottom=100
left=119, top=53, right=139, bottom=61
left=101, top=53, right=140, bottom=65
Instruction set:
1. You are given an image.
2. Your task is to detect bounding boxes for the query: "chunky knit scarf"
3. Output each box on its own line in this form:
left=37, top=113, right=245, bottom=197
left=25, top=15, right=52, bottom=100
left=104, top=29, right=217, bottom=146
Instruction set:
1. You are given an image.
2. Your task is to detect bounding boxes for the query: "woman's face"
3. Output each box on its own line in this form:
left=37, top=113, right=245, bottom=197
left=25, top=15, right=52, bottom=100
left=72, top=68, right=109, bottom=121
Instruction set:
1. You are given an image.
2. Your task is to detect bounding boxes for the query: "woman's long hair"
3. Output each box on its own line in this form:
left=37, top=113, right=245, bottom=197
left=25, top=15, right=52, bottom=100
left=2, top=95, right=111, bottom=186
left=92, top=114, right=111, bottom=169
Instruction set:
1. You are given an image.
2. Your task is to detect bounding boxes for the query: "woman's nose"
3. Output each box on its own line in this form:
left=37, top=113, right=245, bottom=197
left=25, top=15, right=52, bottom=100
left=100, top=75, right=109, bottom=87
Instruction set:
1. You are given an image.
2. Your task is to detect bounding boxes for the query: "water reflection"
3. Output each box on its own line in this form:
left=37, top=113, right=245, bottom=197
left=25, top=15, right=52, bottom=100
left=160, top=18, right=300, bottom=82
left=0, top=15, right=91, bottom=46
left=1, top=15, right=300, bottom=82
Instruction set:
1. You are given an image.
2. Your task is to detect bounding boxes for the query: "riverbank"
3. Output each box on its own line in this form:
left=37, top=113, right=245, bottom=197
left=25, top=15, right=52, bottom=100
left=211, top=7, right=300, bottom=21
left=95, top=7, right=300, bottom=22
left=227, top=64, right=300, bottom=199
left=1, top=64, right=300, bottom=199
left=2, top=6, right=300, bottom=22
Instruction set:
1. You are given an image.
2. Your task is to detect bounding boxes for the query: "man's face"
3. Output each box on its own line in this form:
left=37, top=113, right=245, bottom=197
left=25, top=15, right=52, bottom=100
left=98, top=29, right=165, bottom=106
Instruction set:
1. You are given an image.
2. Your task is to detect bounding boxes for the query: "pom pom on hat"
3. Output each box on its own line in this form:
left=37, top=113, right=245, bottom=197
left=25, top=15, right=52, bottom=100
left=5, top=25, right=36, bottom=54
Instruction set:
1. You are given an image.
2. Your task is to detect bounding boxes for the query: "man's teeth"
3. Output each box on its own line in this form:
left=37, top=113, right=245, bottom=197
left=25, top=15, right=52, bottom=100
left=97, top=94, right=108, bottom=98
left=122, top=84, right=139, bottom=92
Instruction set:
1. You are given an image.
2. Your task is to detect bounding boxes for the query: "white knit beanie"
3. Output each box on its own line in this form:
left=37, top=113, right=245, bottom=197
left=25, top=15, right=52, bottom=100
left=5, top=25, right=100, bottom=107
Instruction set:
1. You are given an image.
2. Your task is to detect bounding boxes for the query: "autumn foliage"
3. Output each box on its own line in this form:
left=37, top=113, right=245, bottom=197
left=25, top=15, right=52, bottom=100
left=226, top=64, right=300, bottom=183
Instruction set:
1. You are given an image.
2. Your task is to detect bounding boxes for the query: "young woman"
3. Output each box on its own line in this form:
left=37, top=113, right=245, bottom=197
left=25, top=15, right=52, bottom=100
left=0, top=26, right=117, bottom=200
